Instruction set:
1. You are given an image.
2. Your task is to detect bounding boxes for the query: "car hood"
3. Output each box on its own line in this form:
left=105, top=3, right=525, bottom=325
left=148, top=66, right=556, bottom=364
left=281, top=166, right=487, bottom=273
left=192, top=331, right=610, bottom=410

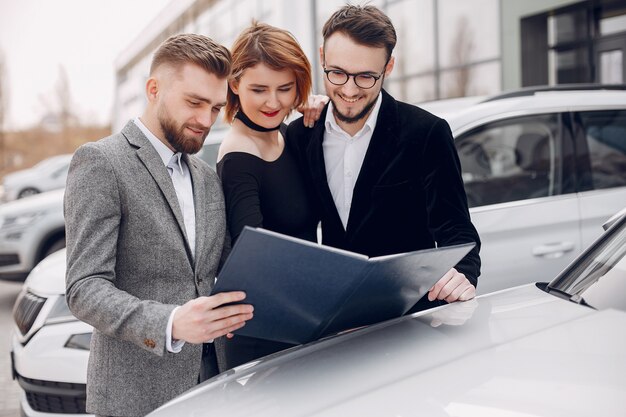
left=0, top=188, right=64, bottom=215
left=24, top=248, right=67, bottom=295
left=150, top=284, right=626, bottom=417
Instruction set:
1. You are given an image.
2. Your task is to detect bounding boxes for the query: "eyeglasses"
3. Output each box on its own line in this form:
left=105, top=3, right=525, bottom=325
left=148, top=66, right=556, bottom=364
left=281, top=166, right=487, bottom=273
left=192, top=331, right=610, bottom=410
left=323, top=67, right=385, bottom=89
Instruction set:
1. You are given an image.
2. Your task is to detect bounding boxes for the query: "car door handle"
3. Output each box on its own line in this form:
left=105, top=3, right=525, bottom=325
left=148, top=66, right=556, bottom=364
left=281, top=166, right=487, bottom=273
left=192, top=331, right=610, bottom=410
left=532, top=242, right=575, bottom=258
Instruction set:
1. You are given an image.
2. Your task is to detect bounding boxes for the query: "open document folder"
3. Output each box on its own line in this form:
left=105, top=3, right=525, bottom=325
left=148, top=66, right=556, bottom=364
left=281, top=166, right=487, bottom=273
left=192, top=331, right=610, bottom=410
left=212, top=227, right=475, bottom=344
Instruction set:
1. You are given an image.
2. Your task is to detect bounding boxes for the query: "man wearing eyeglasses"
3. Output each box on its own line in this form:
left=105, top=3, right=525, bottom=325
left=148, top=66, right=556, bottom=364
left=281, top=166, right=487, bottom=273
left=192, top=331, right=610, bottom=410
left=287, top=4, right=481, bottom=310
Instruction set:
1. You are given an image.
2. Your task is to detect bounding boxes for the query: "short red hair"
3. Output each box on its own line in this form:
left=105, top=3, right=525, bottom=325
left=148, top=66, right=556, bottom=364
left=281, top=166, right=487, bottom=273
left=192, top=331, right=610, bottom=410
left=225, top=22, right=312, bottom=122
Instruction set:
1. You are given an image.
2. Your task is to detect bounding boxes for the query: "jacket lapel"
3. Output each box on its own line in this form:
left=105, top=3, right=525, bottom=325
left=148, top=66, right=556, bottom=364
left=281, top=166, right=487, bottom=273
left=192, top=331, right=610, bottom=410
left=346, top=90, right=400, bottom=236
left=122, top=122, right=192, bottom=262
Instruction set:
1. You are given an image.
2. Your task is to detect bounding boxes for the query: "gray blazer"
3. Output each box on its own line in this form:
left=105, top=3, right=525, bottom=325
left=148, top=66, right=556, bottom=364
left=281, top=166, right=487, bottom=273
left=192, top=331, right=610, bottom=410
left=65, top=121, right=227, bottom=416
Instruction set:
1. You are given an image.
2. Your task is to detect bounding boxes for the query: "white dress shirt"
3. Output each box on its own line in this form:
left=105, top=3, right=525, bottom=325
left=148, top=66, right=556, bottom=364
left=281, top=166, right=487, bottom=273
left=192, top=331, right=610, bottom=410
left=134, top=117, right=197, bottom=353
left=323, top=94, right=383, bottom=229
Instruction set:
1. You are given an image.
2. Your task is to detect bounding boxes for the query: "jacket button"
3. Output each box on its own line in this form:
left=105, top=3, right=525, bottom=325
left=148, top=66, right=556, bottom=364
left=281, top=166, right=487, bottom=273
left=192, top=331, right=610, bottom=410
left=197, top=278, right=203, bottom=284
left=144, top=339, right=156, bottom=349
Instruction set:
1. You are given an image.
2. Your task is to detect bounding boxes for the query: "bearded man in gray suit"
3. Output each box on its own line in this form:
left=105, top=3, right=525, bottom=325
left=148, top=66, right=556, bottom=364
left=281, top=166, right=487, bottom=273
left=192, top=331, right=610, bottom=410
left=64, top=34, right=254, bottom=417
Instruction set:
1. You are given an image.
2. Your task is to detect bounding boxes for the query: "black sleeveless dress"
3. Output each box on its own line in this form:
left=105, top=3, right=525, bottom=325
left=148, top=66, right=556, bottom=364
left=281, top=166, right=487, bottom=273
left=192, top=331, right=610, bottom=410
left=216, top=131, right=318, bottom=370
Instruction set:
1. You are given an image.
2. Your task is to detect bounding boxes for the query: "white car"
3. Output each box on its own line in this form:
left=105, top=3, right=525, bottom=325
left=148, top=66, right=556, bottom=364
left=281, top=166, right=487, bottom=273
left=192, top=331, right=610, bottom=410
left=0, top=189, right=65, bottom=281
left=421, top=86, right=626, bottom=293
left=11, top=210, right=626, bottom=417
left=149, top=208, right=626, bottom=417
left=11, top=249, right=93, bottom=416
left=2, top=154, right=73, bottom=202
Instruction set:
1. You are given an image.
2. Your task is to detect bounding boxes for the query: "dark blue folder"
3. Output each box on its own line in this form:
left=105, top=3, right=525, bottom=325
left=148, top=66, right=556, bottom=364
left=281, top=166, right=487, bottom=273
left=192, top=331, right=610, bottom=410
left=212, top=227, right=475, bottom=344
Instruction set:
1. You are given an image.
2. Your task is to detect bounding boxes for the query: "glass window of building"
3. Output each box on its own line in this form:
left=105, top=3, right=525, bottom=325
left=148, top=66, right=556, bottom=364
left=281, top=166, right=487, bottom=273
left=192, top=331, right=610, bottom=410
left=385, top=74, right=436, bottom=103
left=437, top=0, right=499, bottom=68
left=387, top=0, right=434, bottom=76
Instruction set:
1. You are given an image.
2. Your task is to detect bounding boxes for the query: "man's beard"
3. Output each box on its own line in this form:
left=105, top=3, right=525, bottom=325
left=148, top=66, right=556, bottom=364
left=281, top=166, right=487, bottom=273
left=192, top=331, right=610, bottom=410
left=157, top=105, right=208, bottom=154
left=330, top=92, right=379, bottom=124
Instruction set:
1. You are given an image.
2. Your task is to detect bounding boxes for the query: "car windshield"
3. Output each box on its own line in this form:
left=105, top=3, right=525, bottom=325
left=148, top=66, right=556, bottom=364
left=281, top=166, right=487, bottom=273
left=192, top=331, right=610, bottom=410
left=33, top=156, right=62, bottom=169
left=547, top=212, right=626, bottom=311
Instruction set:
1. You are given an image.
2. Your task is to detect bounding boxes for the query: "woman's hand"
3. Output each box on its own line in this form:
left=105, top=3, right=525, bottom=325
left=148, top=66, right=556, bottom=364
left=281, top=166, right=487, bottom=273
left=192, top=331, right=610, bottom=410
left=297, top=95, right=329, bottom=128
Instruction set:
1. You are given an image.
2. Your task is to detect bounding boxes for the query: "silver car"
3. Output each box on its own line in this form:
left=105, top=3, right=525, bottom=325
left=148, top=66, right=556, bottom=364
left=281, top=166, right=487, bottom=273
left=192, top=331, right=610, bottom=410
left=1, top=154, right=73, bottom=202
left=149, top=207, right=626, bottom=417
left=423, top=86, right=626, bottom=293
left=0, top=189, right=65, bottom=281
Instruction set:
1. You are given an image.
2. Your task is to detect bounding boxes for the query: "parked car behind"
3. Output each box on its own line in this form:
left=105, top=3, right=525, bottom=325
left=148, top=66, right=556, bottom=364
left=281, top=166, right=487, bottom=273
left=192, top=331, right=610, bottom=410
left=0, top=189, right=65, bottom=281
left=195, top=127, right=225, bottom=169
left=421, top=85, right=626, bottom=293
left=10, top=249, right=92, bottom=416
left=149, top=207, right=626, bottom=417
left=1, top=154, right=73, bottom=202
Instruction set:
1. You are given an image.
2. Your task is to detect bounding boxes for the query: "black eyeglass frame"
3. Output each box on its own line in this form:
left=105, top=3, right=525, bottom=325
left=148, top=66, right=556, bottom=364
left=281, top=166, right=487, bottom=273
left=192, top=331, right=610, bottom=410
left=322, top=66, right=387, bottom=89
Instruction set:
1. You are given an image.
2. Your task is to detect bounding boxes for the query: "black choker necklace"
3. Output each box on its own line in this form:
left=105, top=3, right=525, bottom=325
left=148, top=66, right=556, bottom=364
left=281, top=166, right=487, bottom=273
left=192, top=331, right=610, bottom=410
left=234, top=110, right=281, bottom=132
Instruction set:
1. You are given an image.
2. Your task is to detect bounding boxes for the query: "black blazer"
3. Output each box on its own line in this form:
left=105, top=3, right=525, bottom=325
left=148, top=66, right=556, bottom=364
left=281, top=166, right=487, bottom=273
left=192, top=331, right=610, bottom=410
left=287, top=90, right=481, bottom=290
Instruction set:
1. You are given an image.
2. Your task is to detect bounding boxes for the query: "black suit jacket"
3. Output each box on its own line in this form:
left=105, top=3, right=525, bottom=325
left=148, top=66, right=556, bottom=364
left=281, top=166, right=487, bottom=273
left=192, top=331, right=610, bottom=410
left=287, top=90, right=481, bottom=294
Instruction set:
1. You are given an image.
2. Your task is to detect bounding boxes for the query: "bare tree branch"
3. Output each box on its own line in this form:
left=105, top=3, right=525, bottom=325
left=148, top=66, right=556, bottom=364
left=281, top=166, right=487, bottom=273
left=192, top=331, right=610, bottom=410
left=0, top=48, right=8, bottom=171
left=447, top=16, right=475, bottom=98
left=56, top=65, right=76, bottom=132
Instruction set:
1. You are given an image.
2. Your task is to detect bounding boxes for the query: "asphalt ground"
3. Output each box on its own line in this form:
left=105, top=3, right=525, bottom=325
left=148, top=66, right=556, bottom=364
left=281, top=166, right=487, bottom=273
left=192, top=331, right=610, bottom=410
left=0, top=280, right=22, bottom=417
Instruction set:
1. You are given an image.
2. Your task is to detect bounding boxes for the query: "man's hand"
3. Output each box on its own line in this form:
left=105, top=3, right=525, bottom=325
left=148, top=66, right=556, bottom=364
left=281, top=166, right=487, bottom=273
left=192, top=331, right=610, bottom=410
left=428, top=268, right=475, bottom=303
left=297, top=95, right=329, bottom=128
left=172, top=291, right=253, bottom=344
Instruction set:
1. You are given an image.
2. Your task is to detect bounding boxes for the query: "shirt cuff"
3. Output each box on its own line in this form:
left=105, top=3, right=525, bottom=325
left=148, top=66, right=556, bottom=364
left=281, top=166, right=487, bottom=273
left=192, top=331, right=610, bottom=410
left=166, top=306, right=185, bottom=353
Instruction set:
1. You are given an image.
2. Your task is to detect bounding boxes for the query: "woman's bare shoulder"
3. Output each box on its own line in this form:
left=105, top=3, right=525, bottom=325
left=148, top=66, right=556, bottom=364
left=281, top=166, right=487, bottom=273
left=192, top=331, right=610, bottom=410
left=217, top=132, right=261, bottom=162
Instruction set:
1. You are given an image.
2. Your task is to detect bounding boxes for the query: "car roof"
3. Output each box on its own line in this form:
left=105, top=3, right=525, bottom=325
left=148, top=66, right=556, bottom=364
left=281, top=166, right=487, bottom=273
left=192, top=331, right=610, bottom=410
left=418, top=88, right=626, bottom=135
left=150, top=284, right=626, bottom=417
left=418, top=95, right=486, bottom=120
left=32, top=153, right=73, bottom=170
left=0, top=188, right=65, bottom=215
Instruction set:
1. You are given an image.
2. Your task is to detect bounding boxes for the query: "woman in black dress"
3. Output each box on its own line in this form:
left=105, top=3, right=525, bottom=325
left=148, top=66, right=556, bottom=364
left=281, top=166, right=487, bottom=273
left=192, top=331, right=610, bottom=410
left=216, top=23, right=318, bottom=369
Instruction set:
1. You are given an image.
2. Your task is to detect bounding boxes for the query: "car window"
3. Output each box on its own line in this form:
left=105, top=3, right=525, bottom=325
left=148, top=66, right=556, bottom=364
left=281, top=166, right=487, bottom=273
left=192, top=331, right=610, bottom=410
left=33, top=158, right=58, bottom=171
left=455, top=114, right=561, bottom=207
left=52, top=164, right=70, bottom=179
left=577, top=110, right=626, bottom=191
left=197, top=143, right=221, bottom=169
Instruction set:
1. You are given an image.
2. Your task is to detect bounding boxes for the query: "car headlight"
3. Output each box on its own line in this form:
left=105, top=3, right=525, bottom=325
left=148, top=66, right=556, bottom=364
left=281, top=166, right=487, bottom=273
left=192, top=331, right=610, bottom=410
left=0, top=211, right=45, bottom=230
left=65, top=333, right=92, bottom=351
left=45, top=296, right=76, bottom=324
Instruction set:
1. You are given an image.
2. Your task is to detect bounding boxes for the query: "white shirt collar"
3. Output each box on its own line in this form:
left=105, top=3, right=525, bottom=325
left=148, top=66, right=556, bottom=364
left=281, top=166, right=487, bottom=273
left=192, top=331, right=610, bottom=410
left=133, top=117, right=182, bottom=173
left=324, top=93, right=383, bottom=138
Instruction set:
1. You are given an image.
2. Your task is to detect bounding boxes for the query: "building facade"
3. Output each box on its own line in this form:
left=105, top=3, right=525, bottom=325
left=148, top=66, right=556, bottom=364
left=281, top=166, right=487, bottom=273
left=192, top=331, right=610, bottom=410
left=112, top=0, right=626, bottom=131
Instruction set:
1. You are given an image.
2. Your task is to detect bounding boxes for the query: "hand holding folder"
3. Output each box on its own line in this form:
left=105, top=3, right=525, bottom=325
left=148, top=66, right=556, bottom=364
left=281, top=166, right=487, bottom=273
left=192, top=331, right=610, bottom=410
left=212, top=227, right=475, bottom=344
